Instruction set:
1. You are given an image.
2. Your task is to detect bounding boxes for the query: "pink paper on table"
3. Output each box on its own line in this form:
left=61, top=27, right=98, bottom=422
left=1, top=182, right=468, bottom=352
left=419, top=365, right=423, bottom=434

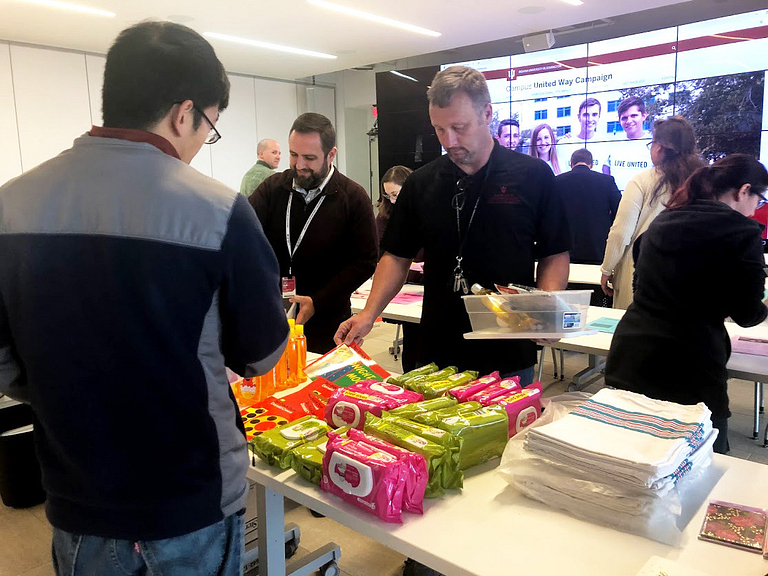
left=390, top=293, right=423, bottom=305
left=730, top=335, right=768, bottom=357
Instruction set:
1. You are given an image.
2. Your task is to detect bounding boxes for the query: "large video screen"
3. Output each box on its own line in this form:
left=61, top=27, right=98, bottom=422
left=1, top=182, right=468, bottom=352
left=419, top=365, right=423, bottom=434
left=445, top=9, right=768, bottom=191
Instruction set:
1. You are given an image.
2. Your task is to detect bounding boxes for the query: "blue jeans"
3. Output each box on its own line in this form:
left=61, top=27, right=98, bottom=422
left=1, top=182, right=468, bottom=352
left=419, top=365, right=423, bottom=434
left=501, top=365, right=535, bottom=386
left=52, top=511, right=244, bottom=576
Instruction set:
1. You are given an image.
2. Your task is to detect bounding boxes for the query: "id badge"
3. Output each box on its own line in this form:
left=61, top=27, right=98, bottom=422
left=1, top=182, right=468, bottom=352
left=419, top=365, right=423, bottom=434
left=281, top=276, right=296, bottom=297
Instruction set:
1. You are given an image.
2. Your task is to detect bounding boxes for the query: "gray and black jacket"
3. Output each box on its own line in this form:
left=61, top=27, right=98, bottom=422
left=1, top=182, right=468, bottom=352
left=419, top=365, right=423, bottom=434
left=0, top=133, right=288, bottom=540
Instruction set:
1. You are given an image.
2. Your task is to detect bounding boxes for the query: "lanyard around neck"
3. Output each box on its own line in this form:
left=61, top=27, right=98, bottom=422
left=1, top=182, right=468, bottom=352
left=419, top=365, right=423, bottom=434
left=285, top=191, right=326, bottom=275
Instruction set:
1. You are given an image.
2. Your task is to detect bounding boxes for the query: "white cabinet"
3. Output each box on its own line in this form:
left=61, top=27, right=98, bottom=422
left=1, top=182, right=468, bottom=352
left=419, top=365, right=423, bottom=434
left=210, top=74, right=258, bottom=193
left=254, top=78, right=298, bottom=173
left=0, top=43, right=22, bottom=184
left=10, top=45, right=91, bottom=171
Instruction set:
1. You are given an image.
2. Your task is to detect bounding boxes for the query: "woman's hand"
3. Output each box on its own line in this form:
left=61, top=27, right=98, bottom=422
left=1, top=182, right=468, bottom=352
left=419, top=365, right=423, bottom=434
left=601, top=274, right=614, bottom=297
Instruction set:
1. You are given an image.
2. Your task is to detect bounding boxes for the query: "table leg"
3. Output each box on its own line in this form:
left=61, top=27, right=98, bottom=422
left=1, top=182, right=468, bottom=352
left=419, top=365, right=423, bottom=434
left=256, top=483, right=287, bottom=575
left=567, top=354, right=605, bottom=392
left=753, top=382, right=761, bottom=440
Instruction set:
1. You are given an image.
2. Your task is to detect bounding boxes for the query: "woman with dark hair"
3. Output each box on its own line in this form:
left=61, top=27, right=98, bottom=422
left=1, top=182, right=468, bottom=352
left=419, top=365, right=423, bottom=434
left=375, top=165, right=413, bottom=252
left=600, top=116, right=704, bottom=308
left=605, top=154, right=768, bottom=454
left=529, top=123, right=562, bottom=175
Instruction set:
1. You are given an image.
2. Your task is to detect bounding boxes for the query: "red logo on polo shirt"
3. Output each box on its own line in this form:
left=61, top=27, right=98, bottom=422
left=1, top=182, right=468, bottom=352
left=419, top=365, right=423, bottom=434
left=489, top=184, right=521, bottom=204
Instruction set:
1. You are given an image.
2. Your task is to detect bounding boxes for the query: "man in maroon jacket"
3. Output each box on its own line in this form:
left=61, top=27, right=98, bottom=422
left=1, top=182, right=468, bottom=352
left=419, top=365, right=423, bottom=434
left=249, top=113, right=378, bottom=353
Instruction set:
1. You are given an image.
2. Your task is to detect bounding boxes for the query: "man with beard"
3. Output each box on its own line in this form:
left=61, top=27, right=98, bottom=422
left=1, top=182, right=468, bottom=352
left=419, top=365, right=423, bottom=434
left=249, top=113, right=378, bottom=353
left=335, top=67, right=570, bottom=382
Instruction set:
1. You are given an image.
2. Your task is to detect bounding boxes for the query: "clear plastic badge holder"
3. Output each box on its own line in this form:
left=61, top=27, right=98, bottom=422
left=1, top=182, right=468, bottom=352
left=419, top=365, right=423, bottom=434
left=463, top=290, right=596, bottom=339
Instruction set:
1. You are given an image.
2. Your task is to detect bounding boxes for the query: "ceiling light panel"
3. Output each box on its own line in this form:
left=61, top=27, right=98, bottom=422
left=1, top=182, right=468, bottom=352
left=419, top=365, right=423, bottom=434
left=306, top=0, right=441, bottom=37
left=203, top=32, right=337, bottom=59
left=22, top=0, right=116, bottom=17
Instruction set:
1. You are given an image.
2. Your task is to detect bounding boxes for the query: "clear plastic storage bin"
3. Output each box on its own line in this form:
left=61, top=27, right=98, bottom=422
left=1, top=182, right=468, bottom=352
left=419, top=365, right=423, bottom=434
left=462, top=290, right=594, bottom=339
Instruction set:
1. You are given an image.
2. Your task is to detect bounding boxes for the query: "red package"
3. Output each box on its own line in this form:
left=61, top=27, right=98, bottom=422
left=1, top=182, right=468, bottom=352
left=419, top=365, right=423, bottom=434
left=240, top=397, right=303, bottom=440
left=280, top=378, right=339, bottom=419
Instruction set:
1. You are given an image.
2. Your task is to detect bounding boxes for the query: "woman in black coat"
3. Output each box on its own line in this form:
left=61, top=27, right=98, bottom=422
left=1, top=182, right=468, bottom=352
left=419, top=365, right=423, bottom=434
left=605, top=154, right=768, bottom=454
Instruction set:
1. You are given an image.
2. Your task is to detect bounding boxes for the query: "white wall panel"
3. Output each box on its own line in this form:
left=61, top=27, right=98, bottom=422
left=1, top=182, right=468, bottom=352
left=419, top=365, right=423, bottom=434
left=190, top=143, right=213, bottom=177
left=10, top=45, right=91, bottom=171
left=210, top=74, right=258, bottom=192
left=254, top=78, right=297, bottom=173
left=85, top=54, right=105, bottom=126
left=0, top=43, right=22, bottom=184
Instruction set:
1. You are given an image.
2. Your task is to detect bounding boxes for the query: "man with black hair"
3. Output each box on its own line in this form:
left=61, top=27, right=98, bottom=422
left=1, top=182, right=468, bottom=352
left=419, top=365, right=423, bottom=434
left=555, top=148, right=621, bottom=264
left=496, top=118, right=520, bottom=150
left=250, top=113, right=378, bottom=354
left=0, top=21, right=288, bottom=574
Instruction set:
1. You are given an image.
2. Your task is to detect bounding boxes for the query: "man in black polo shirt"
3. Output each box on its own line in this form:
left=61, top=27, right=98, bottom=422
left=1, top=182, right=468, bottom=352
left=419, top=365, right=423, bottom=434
left=335, top=66, right=570, bottom=381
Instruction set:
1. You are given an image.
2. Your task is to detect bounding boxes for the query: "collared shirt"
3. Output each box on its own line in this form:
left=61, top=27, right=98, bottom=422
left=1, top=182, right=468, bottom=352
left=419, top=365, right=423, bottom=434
left=88, top=125, right=180, bottom=159
left=293, top=165, right=335, bottom=204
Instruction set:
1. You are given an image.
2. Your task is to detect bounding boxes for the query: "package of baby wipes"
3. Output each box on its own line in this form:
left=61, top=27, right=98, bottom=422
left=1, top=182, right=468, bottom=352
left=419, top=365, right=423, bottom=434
left=447, top=372, right=501, bottom=402
left=388, top=363, right=439, bottom=387
left=321, top=435, right=407, bottom=523
left=401, top=367, right=458, bottom=392
left=427, top=405, right=509, bottom=470
left=492, top=382, right=543, bottom=437
left=387, top=396, right=458, bottom=420
left=468, top=377, right=521, bottom=405
left=324, top=388, right=392, bottom=429
left=349, top=380, right=424, bottom=408
left=408, top=371, right=480, bottom=400
left=364, top=414, right=461, bottom=497
left=348, top=428, right=427, bottom=514
left=250, top=415, right=331, bottom=469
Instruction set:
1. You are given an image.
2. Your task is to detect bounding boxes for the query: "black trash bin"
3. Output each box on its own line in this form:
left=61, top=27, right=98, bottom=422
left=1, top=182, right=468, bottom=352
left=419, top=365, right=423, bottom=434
left=0, top=398, right=45, bottom=508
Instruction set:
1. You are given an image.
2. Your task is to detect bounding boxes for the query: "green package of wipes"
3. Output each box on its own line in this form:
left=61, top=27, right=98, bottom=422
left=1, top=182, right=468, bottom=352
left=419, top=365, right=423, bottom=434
left=364, top=414, right=462, bottom=497
left=411, top=401, right=483, bottom=426
left=387, top=396, right=458, bottom=420
left=388, top=363, right=438, bottom=387
left=402, top=367, right=458, bottom=392
left=428, top=405, right=508, bottom=470
left=250, top=415, right=331, bottom=469
left=408, top=371, right=479, bottom=399
left=287, top=436, right=328, bottom=485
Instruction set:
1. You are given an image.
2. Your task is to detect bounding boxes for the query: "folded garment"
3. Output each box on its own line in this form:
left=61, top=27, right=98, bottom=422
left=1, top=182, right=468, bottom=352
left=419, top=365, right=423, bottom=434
left=251, top=415, right=331, bottom=469
left=469, top=377, right=521, bottom=405
left=447, top=372, right=501, bottom=402
left=321, top=435, right=406, bottom=523
left=348, top=428, right=428, bottom=514
left=388, top=363, right=438, bottom=387
left=526, top=389, right=713, bottom=488
left=493, top=382, right=543, bottom=437
left=364, top=414, right=462, bottom=496
left=387, top=396, right=458, bottom=420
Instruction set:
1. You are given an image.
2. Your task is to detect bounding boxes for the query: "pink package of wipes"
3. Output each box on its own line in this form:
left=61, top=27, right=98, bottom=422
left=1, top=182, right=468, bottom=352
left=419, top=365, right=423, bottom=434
left=447, top=372, right=501, bottom=402
left=349, top=380, right=424, bottom=409
left=348, top=428, right=427, bottom=514
left=494, top=382, right=543, bottom=437
left=469, top=377, right=521, bottom=406
left=325, top=388, right=392, bottom=429
left=321, top=435, right=406, bottom=523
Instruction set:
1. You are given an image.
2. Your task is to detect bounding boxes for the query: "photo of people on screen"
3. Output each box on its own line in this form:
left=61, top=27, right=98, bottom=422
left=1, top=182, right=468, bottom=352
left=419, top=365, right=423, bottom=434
left=604, top=96, right=653, bottom=190
left=496, top=118, right=520, bottom=151
left=529, top=123, right=562, bottom=175
left=617, top=97, right=650, bottom=140
left=560, top=97, right=601, bottom=142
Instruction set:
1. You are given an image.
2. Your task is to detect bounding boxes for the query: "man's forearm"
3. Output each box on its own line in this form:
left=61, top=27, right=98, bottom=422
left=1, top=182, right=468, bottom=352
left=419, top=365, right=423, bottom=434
left=536, top=251, right=570, bottom=291
left=359, top=253, right=411, bottom=319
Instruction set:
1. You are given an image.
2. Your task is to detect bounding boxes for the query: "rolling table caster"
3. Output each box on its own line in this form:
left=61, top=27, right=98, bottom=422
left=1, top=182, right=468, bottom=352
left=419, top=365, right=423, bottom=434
left=320, top=560, right=341, bottom=576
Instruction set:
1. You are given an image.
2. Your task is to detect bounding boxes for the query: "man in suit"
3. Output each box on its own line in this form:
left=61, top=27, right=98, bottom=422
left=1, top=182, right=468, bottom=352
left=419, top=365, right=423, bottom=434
left=555, top=148, right=621, bottom=264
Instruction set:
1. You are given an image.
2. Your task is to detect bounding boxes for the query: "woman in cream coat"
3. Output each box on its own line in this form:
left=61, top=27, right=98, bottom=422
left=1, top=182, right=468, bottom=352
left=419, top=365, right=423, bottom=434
left=600, top=117, right=703, bottom=309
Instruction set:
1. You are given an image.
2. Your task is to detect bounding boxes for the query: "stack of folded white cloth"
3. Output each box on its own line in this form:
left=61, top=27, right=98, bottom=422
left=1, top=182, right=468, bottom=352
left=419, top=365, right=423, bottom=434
left=499, top=389, right=717, bottom=544
left=526, top=388, right=717, bottom=495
